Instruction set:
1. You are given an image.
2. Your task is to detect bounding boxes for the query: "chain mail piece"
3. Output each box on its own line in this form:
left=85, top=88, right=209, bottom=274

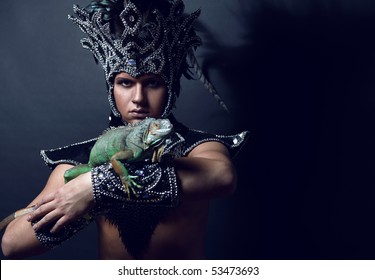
left=68, top=0, right=201, bottom=118
left=91, top=161, right=180, bottom=208
left=32, top=214, right=94, bottom=249
left=91, top=160, right=179, bottom=258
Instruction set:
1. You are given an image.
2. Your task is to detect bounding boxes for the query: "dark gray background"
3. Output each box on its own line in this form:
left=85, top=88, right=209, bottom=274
left=1, top=0, right=375, bottom=259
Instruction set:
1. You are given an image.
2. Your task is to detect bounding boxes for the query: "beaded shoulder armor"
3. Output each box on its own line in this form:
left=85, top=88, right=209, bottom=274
left=40, top=123, right=250, bottom=169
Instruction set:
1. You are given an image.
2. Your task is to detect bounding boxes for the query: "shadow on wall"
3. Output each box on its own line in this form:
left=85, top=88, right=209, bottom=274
left=202, top=0, right=375, bottom=259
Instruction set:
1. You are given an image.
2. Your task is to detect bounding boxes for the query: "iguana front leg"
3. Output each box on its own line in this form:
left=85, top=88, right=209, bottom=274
left=152, top=145, right=165, bottom=162
left=110, top=150, right=142, bottom=198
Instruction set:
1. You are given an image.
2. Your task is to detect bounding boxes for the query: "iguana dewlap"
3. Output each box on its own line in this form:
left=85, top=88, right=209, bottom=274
left=64, top=118, right=173, bottom=197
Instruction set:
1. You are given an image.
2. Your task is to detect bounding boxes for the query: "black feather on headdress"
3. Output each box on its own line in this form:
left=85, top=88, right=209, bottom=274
left=85, top=0, right=173, bottom=20
left=85, top=0, right=122, bottom=21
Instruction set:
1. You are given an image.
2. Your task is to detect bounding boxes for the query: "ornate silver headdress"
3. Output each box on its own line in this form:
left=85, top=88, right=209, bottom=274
left=69, top=0, right=228, bottom=119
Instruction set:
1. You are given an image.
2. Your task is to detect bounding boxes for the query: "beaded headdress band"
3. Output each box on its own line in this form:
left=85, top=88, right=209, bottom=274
left=69, top=0, right=228, bottom=119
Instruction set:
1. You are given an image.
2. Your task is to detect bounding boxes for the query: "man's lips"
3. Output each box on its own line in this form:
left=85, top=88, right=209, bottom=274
left=129, top=110, right=149, bottom=118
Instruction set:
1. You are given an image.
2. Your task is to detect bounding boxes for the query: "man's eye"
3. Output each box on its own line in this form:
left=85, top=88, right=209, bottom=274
left=145, top=80, right=161, bottom=88
left=117, top=79, right=132, bottom=87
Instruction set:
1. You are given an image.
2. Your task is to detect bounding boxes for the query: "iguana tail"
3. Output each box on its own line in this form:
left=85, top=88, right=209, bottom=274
left=64, top=164, right=92, bottom=183
left=0, top=205, right=37, bottom=232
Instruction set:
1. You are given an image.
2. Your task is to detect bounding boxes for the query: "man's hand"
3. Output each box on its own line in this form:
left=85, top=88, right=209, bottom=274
left=27, top=172, right=94, bottom=233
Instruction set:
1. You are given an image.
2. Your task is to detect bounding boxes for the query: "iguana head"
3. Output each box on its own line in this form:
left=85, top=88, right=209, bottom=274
left=142, top=118, right=173, bottom=147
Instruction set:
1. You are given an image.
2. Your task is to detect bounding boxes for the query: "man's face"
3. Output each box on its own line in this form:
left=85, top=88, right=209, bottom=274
left=113, top=72, right=167, bottom=124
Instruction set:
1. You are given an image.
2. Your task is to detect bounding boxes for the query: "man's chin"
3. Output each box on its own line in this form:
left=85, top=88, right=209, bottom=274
left=127, top=117, right=147, bottom=124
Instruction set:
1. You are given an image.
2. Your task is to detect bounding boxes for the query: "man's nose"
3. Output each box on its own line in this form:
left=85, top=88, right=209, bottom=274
left=132, top=83, right=145, bottom=104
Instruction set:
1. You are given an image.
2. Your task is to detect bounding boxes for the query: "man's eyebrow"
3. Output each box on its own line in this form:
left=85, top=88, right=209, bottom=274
left=115, top=76, right=134, bottom=81
left=140, top=76, right=164, bottom=82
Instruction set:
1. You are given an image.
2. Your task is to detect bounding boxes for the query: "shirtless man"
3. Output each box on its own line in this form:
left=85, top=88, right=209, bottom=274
left=1, top=0, right=248, bottom=259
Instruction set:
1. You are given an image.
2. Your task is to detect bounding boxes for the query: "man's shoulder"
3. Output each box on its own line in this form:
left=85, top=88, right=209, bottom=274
left=170, top=117, right=250, bottom=158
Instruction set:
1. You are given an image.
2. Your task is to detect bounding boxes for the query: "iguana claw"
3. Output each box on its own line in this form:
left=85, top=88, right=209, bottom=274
left=120, top=175, right=143, bottom=198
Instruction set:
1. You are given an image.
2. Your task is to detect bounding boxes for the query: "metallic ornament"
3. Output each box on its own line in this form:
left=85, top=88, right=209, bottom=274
left=69, top=0, right=202, bottom=118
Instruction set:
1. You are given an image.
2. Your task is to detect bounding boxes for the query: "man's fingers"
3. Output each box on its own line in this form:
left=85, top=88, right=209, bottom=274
left=32, top=211, right=60, bottom=231
left=27, top=202, right=55, bottom=222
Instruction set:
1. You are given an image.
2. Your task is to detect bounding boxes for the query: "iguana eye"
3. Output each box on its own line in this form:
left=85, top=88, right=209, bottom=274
left=150, top=122, right=160, bottom=130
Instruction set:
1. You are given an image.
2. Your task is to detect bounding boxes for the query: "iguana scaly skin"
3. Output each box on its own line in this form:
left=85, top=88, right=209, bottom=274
left=0, top=118, right=173, bottom=232
left=64, top=118, right=173, bottom=197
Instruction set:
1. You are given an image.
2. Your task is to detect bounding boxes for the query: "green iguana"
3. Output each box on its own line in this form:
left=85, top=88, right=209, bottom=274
left=0, top=118, right=173, bottom=231
left=64, top=117, right=173, bottom=196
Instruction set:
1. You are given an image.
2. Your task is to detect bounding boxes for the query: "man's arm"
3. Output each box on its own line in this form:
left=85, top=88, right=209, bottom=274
left=175, top=141, right=237, bottom=201
left=29, top=140, right=236, bottom=228
left=1, top=164, right=76, bottom=258
left=2, top=141, right=236, bottom=258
